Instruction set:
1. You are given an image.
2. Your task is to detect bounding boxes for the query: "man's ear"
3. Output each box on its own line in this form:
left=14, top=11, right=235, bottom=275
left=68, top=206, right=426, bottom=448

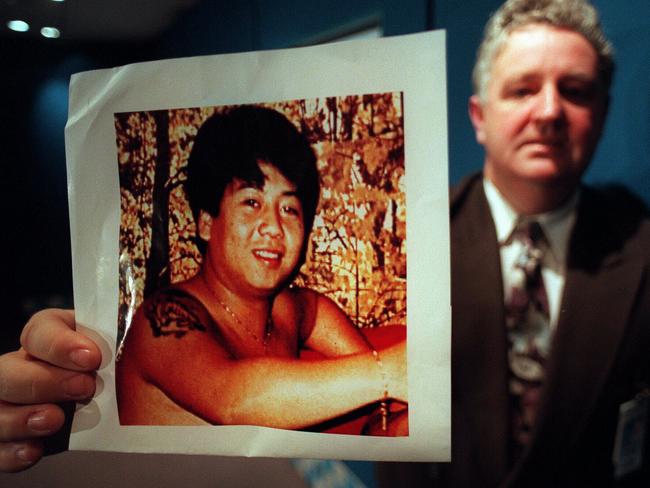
left=197, top=211, right=212, bottom=241
left=468, top=95, right=487, bottom=145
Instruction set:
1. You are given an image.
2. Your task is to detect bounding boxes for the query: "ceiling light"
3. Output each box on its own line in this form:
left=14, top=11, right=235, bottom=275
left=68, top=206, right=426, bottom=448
left=51, top=0, right=65, bottom=2
left=7, top=20, right=30, bottom=32
left=41, top=27, right=61, bottom=39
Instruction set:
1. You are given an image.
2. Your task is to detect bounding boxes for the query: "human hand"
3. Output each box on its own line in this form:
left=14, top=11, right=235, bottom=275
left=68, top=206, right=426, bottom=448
left=0, top=309, right=101, bottom=472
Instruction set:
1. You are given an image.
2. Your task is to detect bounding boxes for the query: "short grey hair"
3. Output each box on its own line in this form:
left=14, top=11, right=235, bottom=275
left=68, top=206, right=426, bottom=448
left=472, top=0, right=614, bottom=101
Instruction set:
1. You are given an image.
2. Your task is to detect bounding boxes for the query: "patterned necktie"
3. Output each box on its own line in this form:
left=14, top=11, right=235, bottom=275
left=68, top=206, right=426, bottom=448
left=505, top=221, right=550, bottom=462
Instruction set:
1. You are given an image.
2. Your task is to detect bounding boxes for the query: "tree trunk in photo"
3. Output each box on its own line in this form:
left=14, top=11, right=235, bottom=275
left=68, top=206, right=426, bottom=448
left=144, top=110, right=171, bottom=297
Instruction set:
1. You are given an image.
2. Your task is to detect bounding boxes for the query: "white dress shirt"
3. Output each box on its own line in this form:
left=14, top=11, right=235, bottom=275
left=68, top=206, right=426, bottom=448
left=483, top=178, right=578, bottom=329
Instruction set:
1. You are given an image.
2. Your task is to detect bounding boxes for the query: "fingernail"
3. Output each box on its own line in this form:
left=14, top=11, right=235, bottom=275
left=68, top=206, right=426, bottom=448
left=27, top=412, right=53, bottom=433
left=15, top=446, right=37, bottom=465
left=70, top=348, right=95, bottom=369
left=62, top=374, right=94, bottom=400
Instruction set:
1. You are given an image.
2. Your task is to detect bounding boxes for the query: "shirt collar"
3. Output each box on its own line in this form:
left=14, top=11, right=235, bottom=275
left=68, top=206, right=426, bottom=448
left=483, top=177, right=579, bottom=268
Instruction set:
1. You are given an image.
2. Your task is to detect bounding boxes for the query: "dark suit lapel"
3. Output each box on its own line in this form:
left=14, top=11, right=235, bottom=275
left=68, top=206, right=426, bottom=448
left=526, top=188, right=644, bottom=464
left=451, top=175, right=510, bottom=483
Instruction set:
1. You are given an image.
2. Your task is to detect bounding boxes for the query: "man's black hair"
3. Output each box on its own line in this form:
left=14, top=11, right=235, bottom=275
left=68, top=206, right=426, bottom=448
left=185, top=105, right=320, bottom=278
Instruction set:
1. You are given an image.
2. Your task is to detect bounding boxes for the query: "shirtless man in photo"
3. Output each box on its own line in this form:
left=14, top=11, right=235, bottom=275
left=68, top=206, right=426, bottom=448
left=116, top=105, right=408, bottom=430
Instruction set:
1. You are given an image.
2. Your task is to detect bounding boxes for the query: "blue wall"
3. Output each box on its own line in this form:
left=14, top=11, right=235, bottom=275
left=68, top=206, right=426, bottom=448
left=158, top=0, right=430, bottom=56
left=588, top=0, right=650, bottom=199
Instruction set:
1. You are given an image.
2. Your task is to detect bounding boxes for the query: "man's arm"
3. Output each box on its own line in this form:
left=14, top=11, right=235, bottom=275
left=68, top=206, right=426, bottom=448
left=0, top=310, right=101, bottom=472
left=275, top=287, right=370, bottom=357
left=118, top=294, right=406, bottom=428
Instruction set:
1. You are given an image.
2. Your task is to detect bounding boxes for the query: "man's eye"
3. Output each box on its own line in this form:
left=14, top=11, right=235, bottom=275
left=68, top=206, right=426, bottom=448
left=243, top=198, right=260, bottom=208
left=511, top=87, right=532, bottom=98
left=282, top=205, right=301, bottom=217
left=562, top=85, right=594, bottom=103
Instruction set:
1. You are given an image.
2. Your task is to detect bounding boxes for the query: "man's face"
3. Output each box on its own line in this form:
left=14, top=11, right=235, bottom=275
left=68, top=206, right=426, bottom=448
left=469, top=24, right=608, bottom=201
left=199, top=161, right=305, bottom=297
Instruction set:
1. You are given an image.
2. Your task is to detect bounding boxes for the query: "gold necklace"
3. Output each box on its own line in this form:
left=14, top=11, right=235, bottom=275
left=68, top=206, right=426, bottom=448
left=201, top=275, right=273, bottom=352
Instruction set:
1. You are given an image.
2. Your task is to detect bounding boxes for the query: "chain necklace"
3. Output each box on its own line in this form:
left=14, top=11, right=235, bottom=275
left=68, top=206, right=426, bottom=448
left=201, top=275, right=273, bottom=353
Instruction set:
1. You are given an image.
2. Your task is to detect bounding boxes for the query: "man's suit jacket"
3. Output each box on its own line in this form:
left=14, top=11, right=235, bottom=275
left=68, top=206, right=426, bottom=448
left=378, top=174, right=650, bottom=487
left=449, top=173, right=650, bottom=487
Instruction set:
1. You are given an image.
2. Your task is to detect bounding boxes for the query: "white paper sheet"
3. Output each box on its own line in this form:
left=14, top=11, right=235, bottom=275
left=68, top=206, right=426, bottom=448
left=66, top=30, right=450, bottom=462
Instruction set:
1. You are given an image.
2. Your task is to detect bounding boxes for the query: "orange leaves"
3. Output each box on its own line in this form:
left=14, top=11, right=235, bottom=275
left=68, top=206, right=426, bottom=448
left=292, top=93, right=406, bottom=329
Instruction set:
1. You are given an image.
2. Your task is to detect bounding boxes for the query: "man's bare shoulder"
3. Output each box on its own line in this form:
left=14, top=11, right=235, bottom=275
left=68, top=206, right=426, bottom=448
left=120, top=285, right=228, bottom=370
left=282, top=287, right=349, bottom=315
left=140, top=286, right=212, bottom=339
left=117, top=286, right=229, bottom=425
left=273, top=287, right=320, bottom=342
left=275, top=287, right=361, bottom=352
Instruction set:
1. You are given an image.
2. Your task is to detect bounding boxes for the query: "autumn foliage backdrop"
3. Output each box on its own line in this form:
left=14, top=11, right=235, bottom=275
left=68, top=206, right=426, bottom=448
left=116, top=93, right=406, bottom=345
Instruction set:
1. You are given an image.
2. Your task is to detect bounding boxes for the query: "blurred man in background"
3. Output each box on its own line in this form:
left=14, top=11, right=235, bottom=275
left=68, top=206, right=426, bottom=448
left=380, top=0, right=650, bottom=485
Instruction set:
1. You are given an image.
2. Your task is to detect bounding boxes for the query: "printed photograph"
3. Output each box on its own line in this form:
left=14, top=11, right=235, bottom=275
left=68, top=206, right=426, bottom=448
left=114, top=94, right=408, bottom=436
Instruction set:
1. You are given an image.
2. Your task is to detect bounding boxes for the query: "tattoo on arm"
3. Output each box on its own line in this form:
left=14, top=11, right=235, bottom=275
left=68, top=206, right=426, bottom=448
left=144, top=289, right=208, bottom=338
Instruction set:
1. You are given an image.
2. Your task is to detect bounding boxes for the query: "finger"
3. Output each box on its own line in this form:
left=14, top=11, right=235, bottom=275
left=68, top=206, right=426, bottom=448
left=0, top=401, right=65, bottom=442
left=0, top=351, right=96, bottom=404
left=20, top=309, right=101, bottom=371
left=0, top=440, right=43, bottom=473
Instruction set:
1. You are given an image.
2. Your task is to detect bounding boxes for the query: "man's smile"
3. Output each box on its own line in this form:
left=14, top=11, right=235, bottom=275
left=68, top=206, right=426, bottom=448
left=252, top=248, right=284, bottom=263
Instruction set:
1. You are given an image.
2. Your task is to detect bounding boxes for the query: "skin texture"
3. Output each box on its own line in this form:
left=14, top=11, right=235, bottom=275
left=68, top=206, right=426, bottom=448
left=116, top=286, right=406, bottom=427
left=469, top=24, right=608, bottom=215
left=116, top=162, right=407, bottom=427
left=0, top=310, right=101, bottom=472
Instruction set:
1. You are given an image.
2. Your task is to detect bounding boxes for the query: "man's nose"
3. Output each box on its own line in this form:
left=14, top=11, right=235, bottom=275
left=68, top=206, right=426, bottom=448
left=533, top=84, right=564, bottom=123
left=259, top=206, right=283, bottom=237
